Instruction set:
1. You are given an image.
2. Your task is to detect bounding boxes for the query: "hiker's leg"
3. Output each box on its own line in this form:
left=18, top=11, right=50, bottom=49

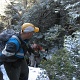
left=30, top=53, right=35, bottom=67
left=26, top=58, right=30, bottom=66
left=19, top=60, right=29, bottom=80
left=35, top=57, right=41, bottom=67
left=4, top=62, right=21, bottom=80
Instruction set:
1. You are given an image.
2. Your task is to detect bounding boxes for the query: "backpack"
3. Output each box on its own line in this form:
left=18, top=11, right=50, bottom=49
left=0, top=29, right=23, bottom=63
left=0, top=29, right=29, bottom=62
left=0, top=29, right=16, bottom=52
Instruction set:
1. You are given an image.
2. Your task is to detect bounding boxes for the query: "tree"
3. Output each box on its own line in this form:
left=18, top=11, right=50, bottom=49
left=40, top=48, right=76, bottom=80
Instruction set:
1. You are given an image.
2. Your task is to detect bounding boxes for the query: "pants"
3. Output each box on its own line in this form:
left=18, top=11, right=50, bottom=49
left=29, top=53, right=41, bottom=67
left=35, top=57, right=41, bottom=67
left=4, top=59, right=29, bottom=80
left=29, top=53, right=35, bottom=67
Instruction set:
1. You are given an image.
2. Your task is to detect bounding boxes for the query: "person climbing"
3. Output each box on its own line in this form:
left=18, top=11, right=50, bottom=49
left=0, top=23, right=39, bottom=80
left=29, top=42, right=48, bottom=67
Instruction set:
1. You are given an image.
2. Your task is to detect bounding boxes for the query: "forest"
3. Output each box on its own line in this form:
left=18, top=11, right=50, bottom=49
left=0, top=0, right=80, bottom=80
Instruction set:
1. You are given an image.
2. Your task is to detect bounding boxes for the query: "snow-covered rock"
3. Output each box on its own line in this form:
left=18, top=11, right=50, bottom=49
left=64, top=31, right=80, bottom=53
left=0, top=65, right=50, bottom=80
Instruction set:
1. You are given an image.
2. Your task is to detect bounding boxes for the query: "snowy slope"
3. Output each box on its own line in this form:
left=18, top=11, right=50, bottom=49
left=0, top=65, right=50, bottom=80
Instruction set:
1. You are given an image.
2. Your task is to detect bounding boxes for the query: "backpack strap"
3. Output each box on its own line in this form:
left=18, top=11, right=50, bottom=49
left=11, top=35, right=21, bottom=53
left=12, top=35, right=21, bottom=44
left=15, top=34, right=28, bottom=55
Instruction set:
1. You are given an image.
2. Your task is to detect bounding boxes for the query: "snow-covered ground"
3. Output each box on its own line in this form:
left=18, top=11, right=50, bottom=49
left=0, top=65, right=50, bottom=80
left=0, top=0, right=8, bottom=16
left=0, top=0, right=23, bottom=16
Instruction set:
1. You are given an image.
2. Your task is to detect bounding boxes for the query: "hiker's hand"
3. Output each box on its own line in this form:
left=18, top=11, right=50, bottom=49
left=27, top=44, right=35, bottom=54
left=31, top=43, right=43, bottom=51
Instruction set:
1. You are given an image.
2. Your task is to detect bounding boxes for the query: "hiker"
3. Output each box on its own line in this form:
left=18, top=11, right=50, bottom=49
left=0, top=23, right=39, bottom=80
left=29, top=43, right=48, bottom=67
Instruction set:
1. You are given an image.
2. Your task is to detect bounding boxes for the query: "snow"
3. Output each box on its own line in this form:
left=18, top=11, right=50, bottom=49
left=0, top=65, right=50, bottom=80
left=0, top=0, right=8, bottom=16
left=68, top=12, right=80, bottom=19
left=64, top=31, right=80, bottom=52
left=65, top=1, right=80, bottom=10
left=54, top=0, right=58, bottom=2
left=64, top=1, right=80, bottom=20
left=0, top=65, right=9, bottom=80
left=0, top=0, right=22, bottom=16
left=72, top=77, right=76, bottom=80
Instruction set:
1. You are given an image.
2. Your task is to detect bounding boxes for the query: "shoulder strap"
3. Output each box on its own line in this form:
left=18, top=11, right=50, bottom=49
left=11, top=35, right=21, bottom=53
left=15, top=34, right=28, bottom=55
left=12, top=35, right=21, bottom=44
